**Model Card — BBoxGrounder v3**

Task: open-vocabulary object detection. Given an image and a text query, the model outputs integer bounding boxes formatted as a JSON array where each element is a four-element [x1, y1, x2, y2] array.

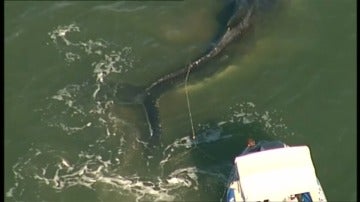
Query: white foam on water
[[7, 142, 228, 201], [48, 24, 136, 81], [49, 24, 80, 45], [65, 52, 80, 63], [163, 126, 230, 153], [93, 3, 147, 13], [92, 83, 101, 99], [220, 102, 292, 139], [42, 25, 137, 138], [160, 127, 232, 169], [5, 187, 15, 198], [7, 112, 233, 201]]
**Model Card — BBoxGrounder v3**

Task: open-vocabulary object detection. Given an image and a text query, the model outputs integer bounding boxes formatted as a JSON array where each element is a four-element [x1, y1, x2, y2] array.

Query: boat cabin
[[227, 146, 326, 202]]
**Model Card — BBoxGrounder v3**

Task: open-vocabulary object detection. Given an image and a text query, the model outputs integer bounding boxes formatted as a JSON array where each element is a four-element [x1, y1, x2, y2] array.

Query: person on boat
[[247, 138, 256, 147], [241, 138, 286, 155], [241, 138, 258, 155]]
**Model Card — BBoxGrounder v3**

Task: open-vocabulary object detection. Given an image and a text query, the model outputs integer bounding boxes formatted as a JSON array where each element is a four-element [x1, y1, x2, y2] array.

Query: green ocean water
[[5, 0, 356, 201]]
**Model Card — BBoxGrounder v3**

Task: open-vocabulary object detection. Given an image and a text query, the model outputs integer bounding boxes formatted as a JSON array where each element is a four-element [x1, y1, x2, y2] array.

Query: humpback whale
[[118, 0, 278, 141]]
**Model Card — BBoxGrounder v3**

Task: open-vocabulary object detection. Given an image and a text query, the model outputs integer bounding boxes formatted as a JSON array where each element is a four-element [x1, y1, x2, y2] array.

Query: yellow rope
[[185, 64, 196, 140]]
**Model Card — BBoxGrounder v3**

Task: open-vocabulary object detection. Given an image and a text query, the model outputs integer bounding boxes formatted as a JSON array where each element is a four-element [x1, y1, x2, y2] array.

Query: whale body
[[118, 0, 279, 140]]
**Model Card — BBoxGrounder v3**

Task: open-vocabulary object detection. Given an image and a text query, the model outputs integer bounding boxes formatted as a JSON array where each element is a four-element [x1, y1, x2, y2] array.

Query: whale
[[117, 0, 279, 141]]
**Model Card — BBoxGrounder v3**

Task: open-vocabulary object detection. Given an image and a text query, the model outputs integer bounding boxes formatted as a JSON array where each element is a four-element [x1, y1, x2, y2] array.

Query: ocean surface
[[5, 0, 356, 201]]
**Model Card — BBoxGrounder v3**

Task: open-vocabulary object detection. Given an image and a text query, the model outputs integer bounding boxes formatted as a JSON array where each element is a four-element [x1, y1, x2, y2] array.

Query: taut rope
[[184, 63, 196, 140]]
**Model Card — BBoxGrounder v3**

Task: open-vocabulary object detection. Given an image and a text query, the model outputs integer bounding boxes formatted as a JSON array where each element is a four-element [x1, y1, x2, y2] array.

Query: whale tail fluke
[[142, 92, 162, 143]]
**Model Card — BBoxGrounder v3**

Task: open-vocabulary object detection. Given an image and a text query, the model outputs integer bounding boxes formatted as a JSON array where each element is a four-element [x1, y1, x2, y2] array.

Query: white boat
[[224, 140, 327, 202]]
